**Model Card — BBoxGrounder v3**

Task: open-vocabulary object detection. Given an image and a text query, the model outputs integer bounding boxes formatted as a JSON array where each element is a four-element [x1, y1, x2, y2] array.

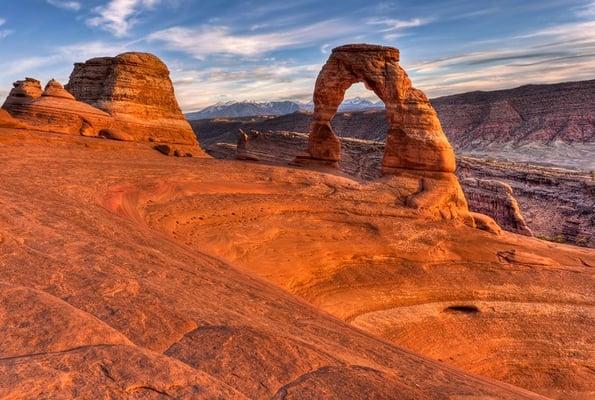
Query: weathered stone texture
[[307, 44, 455, 174], [66, 52, 200, 149]]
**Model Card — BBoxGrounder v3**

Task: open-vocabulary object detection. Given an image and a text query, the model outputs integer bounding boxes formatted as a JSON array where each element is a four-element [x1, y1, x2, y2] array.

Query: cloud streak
[[148, 19, 363, 59], [87, 0, 160, 37], [46, 0, 82, 11]]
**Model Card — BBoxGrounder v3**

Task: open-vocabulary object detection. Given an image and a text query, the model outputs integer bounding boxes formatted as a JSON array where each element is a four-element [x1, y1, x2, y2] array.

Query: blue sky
[[0, 0, 594, 111]]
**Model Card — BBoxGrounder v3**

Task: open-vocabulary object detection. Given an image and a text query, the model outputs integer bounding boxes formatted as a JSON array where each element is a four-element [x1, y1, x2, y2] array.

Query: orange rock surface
[[0, 45, 592, 400], [2, 79, 112, 136], [66, 52, 204, 156], [307, 44, 455, 175], [0, 128, 553, 399]]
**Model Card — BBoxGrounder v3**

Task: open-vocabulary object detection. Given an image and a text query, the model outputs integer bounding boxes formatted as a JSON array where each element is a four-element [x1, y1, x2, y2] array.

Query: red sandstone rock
[[2, 79, 112, 136], [66, 52, 204, 155], [0, 109, 25, 129], [462, 177, 532, 236], [306, 44, 455, 174], [1, 78, 42, 109]]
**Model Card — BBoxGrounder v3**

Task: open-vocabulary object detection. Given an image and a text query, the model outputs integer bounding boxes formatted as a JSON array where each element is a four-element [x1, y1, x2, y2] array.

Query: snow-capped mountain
[[185, 97, 383, 120], [337, 97, 384, 112], [185, 100, 302, 120]]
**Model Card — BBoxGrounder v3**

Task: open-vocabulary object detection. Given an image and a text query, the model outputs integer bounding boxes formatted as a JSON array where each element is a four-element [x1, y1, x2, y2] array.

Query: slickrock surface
[[0, 127, 552, 399], [193, 111, 594, 247], [66, 52, 204, 156], [1, 79, 113, 136], [73, 126, 594, 399]]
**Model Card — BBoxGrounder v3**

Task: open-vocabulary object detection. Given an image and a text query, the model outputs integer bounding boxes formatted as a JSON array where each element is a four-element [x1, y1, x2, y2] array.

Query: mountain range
[[185, 97, 383, 120]]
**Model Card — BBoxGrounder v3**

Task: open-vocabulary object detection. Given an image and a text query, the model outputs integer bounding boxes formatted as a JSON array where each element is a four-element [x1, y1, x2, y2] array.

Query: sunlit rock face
[[66, 52, 205, 155], [1, 79, 112, 136], [307, 44, 455, 174], [303, 44, 467, 220]]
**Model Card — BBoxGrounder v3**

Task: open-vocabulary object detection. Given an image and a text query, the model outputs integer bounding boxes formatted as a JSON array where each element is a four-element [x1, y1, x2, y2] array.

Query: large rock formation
[[2, 79, 112, 136], [300, 44, 465, 219], [305, 44, 455, 174], [66, 52, 204, 155], [461, 178, 532, 236]]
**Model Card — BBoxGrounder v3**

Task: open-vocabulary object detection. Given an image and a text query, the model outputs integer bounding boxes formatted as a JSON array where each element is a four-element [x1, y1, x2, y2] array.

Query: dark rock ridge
[[432, 79, 595, 147]]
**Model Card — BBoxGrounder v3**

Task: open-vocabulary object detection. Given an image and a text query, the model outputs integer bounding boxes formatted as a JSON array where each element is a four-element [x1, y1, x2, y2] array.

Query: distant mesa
[[1, 52, 205, 157]]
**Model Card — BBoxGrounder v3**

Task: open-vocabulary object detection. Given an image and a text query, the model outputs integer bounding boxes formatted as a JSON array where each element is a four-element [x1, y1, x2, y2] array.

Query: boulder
[[66, 52, 205, 155], [1, 79, 112, 136]]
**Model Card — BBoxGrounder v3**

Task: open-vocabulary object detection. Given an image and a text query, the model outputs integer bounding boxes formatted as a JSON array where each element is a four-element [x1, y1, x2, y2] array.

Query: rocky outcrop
[[2, 78, 43, 110], [303, 44, 455, 174], [0, 109, 25, 129], [461, 178, 532, 236], [458, 157, 594, 247], [2, 79, 112, 136], [66, 52, 204, 156], [299, 44, 465, 219], [235, 129, 259, 161]]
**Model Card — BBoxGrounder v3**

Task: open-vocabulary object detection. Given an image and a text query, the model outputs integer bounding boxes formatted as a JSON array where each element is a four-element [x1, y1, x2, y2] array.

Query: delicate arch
[[306, 44, 455, 174]]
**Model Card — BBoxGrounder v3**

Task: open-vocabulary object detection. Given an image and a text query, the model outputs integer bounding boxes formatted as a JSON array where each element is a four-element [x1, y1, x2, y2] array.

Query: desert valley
[[0, 1, 594, 399]]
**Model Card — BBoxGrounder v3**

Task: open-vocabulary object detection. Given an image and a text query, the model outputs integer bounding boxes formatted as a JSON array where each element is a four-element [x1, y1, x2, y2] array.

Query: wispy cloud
[[408, 19, 595, 97], [575, 1, 595, 16], [46, 0, 82, 11], [0, 17, 13, 39], [87, 0, 160, 37], [367, 17, 432, 32], [366, 17, 432, 40], [148, 19, 360, 59], [171, 62, 322, 111]]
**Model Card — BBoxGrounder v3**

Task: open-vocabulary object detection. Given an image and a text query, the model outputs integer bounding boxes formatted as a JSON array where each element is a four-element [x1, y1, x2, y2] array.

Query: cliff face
[[66, 52, 202, 151], [460, 178, 532, 236], [432, 79, 595, 147]]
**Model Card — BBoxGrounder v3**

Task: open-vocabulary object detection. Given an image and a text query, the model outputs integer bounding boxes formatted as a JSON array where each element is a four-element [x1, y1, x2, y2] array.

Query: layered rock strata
[[461, 178, 533, 236], [0, 109, 25, 129], [2, 79, 112, 136], [66, 52, 204, 156]]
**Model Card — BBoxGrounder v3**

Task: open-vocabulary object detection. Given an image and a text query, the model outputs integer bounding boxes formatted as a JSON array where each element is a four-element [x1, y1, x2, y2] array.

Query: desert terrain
[[0, 46, 593, 400]]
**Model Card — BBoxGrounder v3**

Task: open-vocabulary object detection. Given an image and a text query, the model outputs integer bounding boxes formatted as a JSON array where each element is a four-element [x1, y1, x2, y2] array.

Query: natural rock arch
[[306, 44, 456, 174]]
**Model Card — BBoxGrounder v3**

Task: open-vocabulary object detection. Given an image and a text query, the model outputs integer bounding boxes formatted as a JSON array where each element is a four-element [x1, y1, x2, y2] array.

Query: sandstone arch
[[307, 44, 456, 174]]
